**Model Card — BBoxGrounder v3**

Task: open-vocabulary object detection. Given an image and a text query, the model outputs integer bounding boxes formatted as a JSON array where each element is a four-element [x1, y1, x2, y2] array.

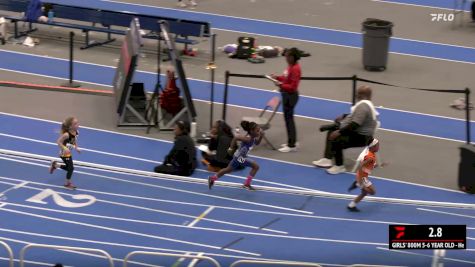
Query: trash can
[[362, 18, 393, 71]]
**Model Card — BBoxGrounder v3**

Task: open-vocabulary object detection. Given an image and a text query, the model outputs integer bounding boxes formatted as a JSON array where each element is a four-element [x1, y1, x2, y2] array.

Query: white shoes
[[177, 1, 197, 7], [312, 158, 332, 168], [278, 145, 297, 153], [280, 142, 300, 148], [326, 165, 346, 175], [313, 158, 346, 174]]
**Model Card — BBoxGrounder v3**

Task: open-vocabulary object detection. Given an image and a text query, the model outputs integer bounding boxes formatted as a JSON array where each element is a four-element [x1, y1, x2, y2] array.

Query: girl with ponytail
[[49, 117, 81, 189], [208, 120, 264, 191]]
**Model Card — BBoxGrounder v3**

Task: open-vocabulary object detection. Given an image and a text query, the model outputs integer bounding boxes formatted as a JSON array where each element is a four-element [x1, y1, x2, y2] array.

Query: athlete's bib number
[[237, 156, 245, 164], [26, 189, 96, 208]]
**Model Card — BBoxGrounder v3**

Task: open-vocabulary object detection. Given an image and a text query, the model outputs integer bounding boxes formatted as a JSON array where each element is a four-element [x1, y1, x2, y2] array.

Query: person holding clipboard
[[269, 47, 302, 153]]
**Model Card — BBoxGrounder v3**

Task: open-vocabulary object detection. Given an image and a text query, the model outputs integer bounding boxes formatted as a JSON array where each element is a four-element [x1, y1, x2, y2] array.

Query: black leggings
[[324, 132, 373, 166], [282, 92, 299, 147], [60, 156, 74, 180], [201, 152, 230, 169]]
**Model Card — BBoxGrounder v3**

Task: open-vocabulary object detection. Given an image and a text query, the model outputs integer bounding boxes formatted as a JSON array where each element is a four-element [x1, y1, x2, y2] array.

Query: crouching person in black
[[154, 121, 197, 176], [201, 120, 235, 171]]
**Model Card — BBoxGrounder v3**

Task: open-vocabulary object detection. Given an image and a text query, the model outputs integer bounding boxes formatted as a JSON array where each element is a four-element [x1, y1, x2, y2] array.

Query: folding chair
[[242, 96, 281, 150]]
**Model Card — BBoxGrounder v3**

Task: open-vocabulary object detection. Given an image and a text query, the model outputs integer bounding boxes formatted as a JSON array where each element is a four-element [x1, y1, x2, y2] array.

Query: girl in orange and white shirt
[[347, 138, 379, 211]]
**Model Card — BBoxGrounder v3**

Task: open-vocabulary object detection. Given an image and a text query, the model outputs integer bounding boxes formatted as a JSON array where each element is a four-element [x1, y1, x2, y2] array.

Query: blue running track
[[0, 113, 474, 266]]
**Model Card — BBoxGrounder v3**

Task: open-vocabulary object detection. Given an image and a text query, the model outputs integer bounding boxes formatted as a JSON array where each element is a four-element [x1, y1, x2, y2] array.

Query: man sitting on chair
[[313, 85, 379, 175]]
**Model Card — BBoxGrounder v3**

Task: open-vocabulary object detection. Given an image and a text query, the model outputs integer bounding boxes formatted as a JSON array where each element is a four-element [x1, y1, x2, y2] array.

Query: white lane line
[[0, 132, 322, 193], [0, 176, 441, 229], [1, 111, 474, 192], [2, 158, 469, 226], [4, 137, 475, 214], [1, 200, 291, 237], [57, 168, 475, 210], [187, 252, 204, 267], [0, 185, 17, 197], [0, 204, 388, 247], [3, 151, 475, 214], [174, 252, 207, 267], [376, 247, 475, 264], [418, 207, 475, 219], [0, 175, 288, 235], [2, 154, 474, 212], [188, 206, 215, 228], [0, 207, 261, 256], [173, 252, 193, 266], [0, 155, 314, 216], [0, 181, 28, 196], [13, 181, 28, 189], [0, 171, 300, 223], [0, 231, 247, 260], [0, 133, 159, 163]]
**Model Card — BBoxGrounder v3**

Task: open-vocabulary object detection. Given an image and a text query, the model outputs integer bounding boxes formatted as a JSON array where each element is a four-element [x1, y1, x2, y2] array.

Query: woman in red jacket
[[271, 48, 302, 153]]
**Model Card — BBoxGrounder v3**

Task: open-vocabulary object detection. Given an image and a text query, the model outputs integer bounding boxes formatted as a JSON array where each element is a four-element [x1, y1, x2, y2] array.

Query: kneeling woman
[[208, 120, 263, 190], [154, 121, 197, 176], [201, 120, 235, 171]]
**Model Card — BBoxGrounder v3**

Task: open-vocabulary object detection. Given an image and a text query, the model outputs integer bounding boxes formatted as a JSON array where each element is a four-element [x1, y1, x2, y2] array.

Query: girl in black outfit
[[154, 121, 197, 176], [49, 117, 81, 189], [201, 120, 235, 170]]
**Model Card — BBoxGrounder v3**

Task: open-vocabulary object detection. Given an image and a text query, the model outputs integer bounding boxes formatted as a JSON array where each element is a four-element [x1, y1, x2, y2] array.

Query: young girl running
[[347, 138, 379, 211], [208, 120, 264, 191], [49, 117, 81, 189]]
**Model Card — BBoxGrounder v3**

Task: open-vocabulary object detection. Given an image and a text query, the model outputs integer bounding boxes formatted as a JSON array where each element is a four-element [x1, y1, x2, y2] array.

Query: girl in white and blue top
[[208, 120, 263, 191]]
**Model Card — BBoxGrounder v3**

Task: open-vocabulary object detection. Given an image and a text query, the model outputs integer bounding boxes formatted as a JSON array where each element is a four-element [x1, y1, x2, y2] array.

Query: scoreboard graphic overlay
[[389, 225, 466, 249]]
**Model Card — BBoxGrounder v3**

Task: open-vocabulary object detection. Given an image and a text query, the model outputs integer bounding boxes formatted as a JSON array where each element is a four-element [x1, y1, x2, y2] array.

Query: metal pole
[[69, 31, 73, 83], [61, 31, 80, 88], [146, 25, 162, 134], [466, 87, 471, 144], [209, 33, 216, 128], [157, 30, 161, 88], [223, 71, 230, 121], [0, 241, 13, 267], [352, 75, 357, 105]]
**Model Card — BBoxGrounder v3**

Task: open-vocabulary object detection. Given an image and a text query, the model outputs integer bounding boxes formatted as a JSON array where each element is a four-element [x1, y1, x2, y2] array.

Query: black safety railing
[[222, 71, 471, 144]]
